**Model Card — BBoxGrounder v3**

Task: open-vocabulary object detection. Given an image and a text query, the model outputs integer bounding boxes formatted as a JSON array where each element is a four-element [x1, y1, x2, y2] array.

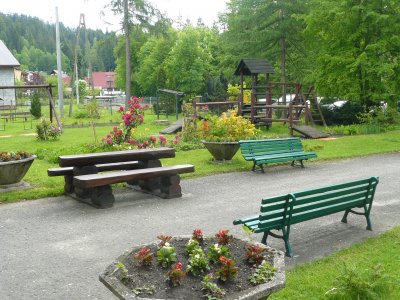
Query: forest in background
[[0, 12, 117, 75], [1, 0, 400, 107]]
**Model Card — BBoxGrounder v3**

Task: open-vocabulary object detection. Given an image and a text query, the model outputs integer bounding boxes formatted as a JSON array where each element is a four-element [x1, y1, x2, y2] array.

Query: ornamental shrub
[[200, 110, 258, 142], [36, 118, 61, 141], [30, 91, 42, 118]]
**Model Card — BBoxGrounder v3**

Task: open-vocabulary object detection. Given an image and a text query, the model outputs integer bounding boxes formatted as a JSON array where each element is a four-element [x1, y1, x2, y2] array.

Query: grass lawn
[[270, 226, 400, 299], [1, 117, 400, 202]]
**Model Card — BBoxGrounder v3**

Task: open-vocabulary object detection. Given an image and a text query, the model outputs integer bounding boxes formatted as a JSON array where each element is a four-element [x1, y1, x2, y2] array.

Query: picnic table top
[[58, 147, 175, 167]]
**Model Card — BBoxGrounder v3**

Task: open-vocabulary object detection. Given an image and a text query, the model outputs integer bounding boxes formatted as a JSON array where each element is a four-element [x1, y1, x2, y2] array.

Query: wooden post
[[289, 102, 293, 137]]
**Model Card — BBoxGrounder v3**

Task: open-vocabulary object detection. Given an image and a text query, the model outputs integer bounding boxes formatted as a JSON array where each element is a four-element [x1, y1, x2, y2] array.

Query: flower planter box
[[99, 236, 285, 300], [0, 155, 36, 186], [202, 141, 240, 161]]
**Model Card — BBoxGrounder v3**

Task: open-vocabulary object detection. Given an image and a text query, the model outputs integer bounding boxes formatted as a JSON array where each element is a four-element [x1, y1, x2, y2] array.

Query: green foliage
[[245, 244, 266, 265], [133, 246, 154, 266], [186, 248, 210, 276], [325, 264, 396, 300], [185, 239, 201, 256], [35, 118, 61, 141], [30, 92, 42, 119], [166, 262, 186, 287], [207, 244, 231, 263], [321, 102, 364, 126], [304, 0, 400, 105], [200, 110, 258, 142], [201, 274, 226, 300], [116, 262, 130, 283], [216, 256, 238, 282], [156, 244, 178, 268], [248, 260, 277, 285]]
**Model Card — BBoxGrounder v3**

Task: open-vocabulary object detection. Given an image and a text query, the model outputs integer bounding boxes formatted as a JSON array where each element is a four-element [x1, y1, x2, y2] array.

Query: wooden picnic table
[[48, 147, 194, 208]]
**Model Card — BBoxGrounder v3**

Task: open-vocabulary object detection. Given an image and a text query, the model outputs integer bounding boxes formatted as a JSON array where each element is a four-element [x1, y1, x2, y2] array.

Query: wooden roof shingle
[[234, 59, 274, 76]]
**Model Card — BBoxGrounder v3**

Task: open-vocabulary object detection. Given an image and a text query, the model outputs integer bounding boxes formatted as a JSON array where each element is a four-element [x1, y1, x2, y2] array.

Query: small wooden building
[[0, 40, 20, 107]]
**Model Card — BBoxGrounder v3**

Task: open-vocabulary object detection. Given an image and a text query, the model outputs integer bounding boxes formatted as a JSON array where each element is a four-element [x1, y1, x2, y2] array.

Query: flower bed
[[100, 230, 285, 300]]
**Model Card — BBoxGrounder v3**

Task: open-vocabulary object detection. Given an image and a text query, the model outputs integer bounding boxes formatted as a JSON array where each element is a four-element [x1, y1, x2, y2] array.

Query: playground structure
[[189, 59, 327, 138], [0, 84, 61, 131]]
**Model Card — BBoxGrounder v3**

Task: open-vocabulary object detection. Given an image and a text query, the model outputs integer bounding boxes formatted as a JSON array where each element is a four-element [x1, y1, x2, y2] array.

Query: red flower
[[119, 106, 124, 111]]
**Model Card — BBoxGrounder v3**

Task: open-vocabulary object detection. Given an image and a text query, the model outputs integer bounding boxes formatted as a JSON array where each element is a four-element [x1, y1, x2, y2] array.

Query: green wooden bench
[[239, 138, 317, 172], [233, 177, 379, 257]]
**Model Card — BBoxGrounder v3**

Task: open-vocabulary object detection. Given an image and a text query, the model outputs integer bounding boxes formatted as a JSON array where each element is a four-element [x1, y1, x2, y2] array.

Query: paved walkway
[[1, 153, 400, 299]]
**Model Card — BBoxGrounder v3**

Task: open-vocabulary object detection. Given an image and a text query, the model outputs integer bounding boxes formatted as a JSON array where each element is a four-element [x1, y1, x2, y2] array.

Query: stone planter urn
[[202, 141, 240, 161], [100, 236, 285, 300], [0, 155, 36, 187]]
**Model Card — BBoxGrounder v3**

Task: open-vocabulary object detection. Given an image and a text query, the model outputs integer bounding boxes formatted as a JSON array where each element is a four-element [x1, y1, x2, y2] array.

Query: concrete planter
[[100, 236, 285, 300], [0, 155, 36, 186], [202, 141, 240, 161]]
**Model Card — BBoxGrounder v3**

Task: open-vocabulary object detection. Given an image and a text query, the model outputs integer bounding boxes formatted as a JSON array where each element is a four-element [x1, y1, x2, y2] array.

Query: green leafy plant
[[132, 284, 156, 296], [248, 260, 277, 285], [156, 244, 177, 268], [36, 117, 61, 141], [185, 238, 201, 256], [200, 110, 258, 142], [116, 262, 130, 283], [186, 248, 210, 276], [207, 243, 231, 263], [201, 274, 226, 300], [324, 263, 396, 299], [133, 246, 154, 266], [245, 244, 266, 265], [215, 229, 232, 245], [30, 91, 42, 118], [166, 262, 186, 286], [216, 256, 238, 282]]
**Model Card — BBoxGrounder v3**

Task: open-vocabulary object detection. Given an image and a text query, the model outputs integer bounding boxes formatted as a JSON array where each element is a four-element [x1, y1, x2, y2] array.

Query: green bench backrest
[[256, 177, 379, 233], [239, 138, 304, 159]]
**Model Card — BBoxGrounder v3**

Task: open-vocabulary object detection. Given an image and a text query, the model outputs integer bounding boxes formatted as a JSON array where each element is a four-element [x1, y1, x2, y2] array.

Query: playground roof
[[234, 59, 274, 76]]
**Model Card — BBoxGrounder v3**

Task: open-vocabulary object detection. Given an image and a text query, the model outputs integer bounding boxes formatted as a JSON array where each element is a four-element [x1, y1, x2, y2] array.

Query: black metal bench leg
[[291, 160, 295, 166], [261, 231, 269, 244], [252, 161, 256, 172], [341, 209, 350, 223], [300, 160, 304, 168], [364, 205, 373, 231]]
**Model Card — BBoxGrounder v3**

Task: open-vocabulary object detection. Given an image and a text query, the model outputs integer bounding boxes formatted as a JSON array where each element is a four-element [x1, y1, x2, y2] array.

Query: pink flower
[[175, 262, 183, 270], [119, 106, 124, 111], [161, 140, 166, 145]]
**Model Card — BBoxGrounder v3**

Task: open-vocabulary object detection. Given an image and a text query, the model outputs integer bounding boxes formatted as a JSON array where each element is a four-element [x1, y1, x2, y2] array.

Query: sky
[[1, 0, 228, 32]]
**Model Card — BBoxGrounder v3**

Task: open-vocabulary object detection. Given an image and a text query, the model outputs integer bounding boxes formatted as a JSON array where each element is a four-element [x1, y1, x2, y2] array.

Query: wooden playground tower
[[234, 59, 326, 136]]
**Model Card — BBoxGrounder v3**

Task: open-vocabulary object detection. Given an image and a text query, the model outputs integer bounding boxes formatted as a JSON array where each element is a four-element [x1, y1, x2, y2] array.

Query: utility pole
[[124, 0, 131, 106], [55, 7, 64, 117]]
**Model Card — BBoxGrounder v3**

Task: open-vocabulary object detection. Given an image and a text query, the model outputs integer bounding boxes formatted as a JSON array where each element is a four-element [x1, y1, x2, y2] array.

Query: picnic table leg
[[160, 175, 182, 198], [73, 165, 98, 199], [91, 185, 115, 208], [137, 159, 162, 191], [64, 175, 74, 194]]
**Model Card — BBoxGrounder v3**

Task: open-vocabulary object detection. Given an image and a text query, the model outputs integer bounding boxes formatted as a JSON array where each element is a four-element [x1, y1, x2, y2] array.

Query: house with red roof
[[85, 72, 115, 90]]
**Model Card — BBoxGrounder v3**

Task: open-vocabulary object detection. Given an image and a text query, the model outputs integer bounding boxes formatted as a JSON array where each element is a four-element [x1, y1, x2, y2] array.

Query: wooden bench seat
[[233, 177, 379, 256], [239, 138, 317, 172], [47, 161, 143, 176], [72, 164, 195, 208]]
